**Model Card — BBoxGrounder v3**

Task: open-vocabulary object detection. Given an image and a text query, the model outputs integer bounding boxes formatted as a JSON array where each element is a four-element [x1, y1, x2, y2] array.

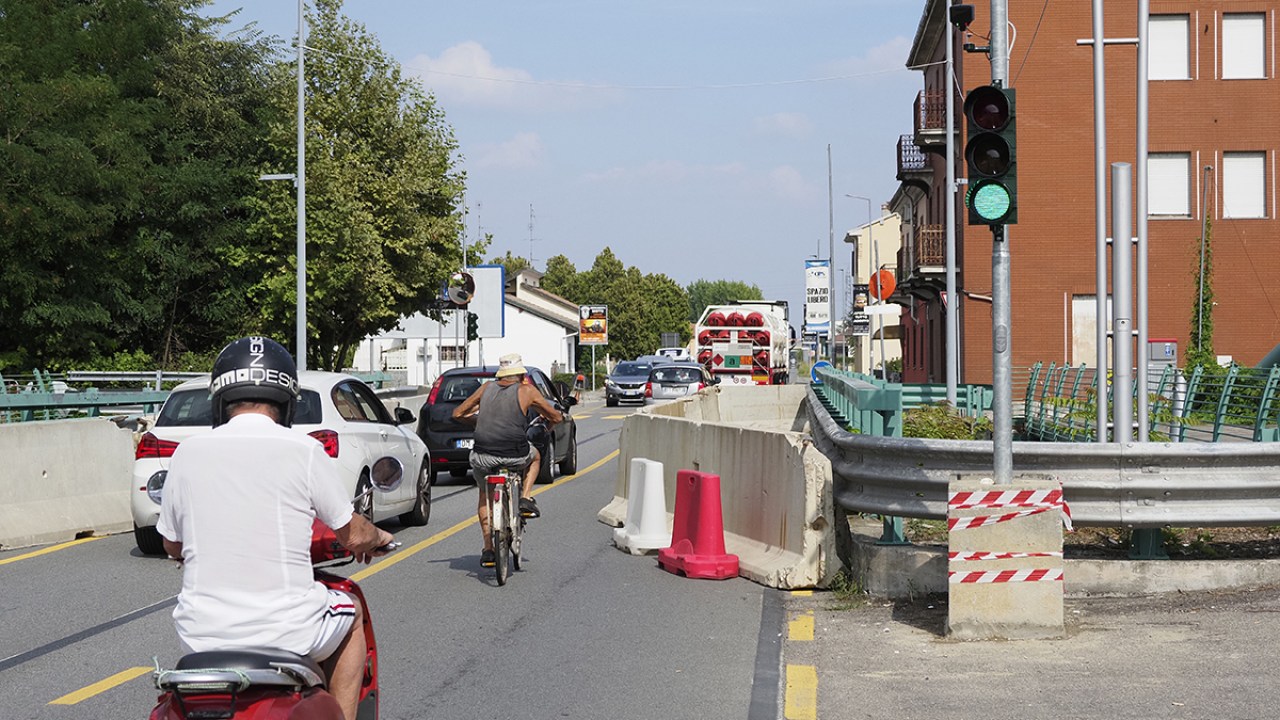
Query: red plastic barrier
[[657, 470, 739, 580]]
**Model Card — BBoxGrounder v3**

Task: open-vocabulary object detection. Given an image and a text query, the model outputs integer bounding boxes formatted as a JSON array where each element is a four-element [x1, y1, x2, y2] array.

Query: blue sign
[[810, 360, 832, 385]]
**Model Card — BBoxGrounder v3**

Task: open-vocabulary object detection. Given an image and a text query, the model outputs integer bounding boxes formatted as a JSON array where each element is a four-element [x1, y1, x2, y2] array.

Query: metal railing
[[810, 366, 992, 437], [1021, 362, 1280, 443]]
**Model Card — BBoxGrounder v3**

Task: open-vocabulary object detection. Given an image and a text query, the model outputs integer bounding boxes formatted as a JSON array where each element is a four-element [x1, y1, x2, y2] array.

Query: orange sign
[[870, 269, 896, 301]]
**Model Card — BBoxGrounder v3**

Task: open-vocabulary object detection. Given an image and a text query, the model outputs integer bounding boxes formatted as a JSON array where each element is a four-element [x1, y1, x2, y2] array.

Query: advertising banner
[[804, 259, 830, 334], [579, 305, 608, 345]]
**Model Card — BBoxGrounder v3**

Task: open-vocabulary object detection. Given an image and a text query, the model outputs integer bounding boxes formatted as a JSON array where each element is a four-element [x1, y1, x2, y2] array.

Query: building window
[[1223, 14, 1266, 79], [439, 345, 466, 362], [1223, 152, 1266, 218], [1148, 153, 1191, 217], [1149, 15, 1190, 80]]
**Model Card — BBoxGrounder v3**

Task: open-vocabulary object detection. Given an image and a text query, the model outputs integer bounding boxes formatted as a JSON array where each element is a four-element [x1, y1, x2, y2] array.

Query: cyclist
[[452, 353, 563, 567], [157, 337, 393, 720]]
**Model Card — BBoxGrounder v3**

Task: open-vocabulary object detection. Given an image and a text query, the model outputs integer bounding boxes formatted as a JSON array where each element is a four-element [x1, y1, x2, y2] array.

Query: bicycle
[[484, 465, 526, 585]]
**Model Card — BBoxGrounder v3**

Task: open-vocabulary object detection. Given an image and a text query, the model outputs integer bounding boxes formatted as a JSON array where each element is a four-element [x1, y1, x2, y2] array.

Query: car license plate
[[455, 438, 474, 449]]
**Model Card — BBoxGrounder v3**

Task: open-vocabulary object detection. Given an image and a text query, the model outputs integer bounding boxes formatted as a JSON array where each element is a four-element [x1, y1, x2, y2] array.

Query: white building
[[351, 269, 580, 387]]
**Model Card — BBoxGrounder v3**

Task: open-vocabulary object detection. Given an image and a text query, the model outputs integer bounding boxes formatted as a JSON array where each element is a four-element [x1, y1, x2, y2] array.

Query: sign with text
[[804, 259, 831, 334], [579, 305, 608, 345]]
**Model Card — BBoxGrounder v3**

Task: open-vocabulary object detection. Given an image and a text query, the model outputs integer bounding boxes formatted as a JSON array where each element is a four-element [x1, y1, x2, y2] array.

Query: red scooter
[[149, 458, 402, 720]]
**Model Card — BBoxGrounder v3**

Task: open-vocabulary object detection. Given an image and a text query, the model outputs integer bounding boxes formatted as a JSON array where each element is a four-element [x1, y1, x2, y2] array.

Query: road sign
[[870, 269, 896, 301]]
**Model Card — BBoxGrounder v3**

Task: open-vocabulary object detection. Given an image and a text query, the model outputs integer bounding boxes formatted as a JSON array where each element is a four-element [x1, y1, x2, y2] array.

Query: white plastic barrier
[[612, 458, 671, 555], [598, 385, 837, 589], [0, 419, 135, 549]]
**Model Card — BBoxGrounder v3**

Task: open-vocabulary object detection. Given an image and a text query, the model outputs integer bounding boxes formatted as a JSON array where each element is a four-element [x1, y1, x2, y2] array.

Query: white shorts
[[308, 589, 357, 662]]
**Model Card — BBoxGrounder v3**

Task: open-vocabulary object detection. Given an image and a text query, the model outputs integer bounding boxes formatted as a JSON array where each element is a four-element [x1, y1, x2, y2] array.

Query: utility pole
[[989, 0, 1012, 484]]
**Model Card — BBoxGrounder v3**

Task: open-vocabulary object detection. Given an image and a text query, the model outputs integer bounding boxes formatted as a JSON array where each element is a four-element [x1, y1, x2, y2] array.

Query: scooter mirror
[[370, 456, 404, 493]]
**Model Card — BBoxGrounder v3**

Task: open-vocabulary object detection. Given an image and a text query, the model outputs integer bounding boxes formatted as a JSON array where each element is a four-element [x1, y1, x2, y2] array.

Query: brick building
[[892, 0, 1280, 385]]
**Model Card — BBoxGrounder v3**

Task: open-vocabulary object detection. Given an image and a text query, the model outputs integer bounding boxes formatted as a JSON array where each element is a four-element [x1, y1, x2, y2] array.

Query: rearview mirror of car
[[394, 407, 416, 425]]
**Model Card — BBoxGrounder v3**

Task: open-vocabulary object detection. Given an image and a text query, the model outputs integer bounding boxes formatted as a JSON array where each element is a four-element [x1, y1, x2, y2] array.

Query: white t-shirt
[[157, 412, 354, 655]]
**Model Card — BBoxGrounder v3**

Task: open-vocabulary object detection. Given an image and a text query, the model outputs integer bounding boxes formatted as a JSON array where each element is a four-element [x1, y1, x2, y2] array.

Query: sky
[[202, 0, 926, 327]]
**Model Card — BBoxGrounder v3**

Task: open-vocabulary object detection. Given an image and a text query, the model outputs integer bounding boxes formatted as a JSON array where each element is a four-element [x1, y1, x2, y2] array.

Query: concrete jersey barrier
[[0, 419, 136, 549], [598, 385, 838, 589]]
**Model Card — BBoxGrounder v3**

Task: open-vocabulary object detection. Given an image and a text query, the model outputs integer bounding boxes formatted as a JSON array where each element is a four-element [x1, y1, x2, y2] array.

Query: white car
[[131, 371, 432, 555]]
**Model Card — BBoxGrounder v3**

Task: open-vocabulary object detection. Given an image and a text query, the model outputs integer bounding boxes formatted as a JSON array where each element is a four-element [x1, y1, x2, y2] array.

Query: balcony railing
[[916, 224, 945, 267], [896, 135, 928, 179], [914, 90, 949, 133]]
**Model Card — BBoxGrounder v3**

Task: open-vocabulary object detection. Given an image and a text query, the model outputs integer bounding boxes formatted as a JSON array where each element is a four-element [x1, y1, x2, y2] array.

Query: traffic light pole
[[989, 0, 1012, 485]]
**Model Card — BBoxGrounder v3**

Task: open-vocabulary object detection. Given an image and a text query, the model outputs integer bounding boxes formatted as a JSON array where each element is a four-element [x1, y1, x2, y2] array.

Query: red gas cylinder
[[745, 312, 764, 327], [753, 349, 770, 367], [697, 349, 712, 365], [706, 311, 725, 327], [726, 312, 744, 327], [697, 330, 713, 346]]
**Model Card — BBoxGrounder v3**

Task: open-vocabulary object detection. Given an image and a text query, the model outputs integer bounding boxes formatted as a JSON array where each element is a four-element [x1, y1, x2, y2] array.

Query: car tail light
[[697, 382, 706, 390], [135, 432, 179, 460], [308, 429, 340, 458], [645, 382, 652, 398], [426, 375, 445, 405]]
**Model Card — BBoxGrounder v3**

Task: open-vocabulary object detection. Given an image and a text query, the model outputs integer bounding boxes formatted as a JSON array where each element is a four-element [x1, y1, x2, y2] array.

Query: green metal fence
[[1020, 362, 1280, 443]]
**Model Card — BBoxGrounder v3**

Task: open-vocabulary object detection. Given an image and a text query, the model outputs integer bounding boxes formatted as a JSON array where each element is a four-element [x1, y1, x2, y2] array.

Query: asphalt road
[[0, 397, 776, 720]]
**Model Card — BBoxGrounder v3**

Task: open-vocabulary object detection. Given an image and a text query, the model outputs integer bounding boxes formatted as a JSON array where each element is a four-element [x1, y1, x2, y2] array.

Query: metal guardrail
[[807, 384, 1280, 529], [811, 367, 992, 436]]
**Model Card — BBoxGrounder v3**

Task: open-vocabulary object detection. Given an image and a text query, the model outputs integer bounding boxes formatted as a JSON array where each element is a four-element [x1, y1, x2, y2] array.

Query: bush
[[903, 402, 992, 440]]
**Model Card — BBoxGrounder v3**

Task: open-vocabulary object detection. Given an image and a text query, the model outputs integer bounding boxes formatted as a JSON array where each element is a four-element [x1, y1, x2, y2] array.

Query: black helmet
[[210, 336, 301, 427]]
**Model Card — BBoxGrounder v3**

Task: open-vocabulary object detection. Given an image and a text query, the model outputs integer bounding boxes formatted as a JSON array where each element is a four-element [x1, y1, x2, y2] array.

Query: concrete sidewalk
[[781, 584, 1280, 719]]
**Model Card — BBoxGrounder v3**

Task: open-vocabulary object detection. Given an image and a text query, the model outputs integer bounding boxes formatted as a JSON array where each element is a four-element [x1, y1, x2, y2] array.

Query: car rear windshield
[[437, 374, 492, 403], [157, 388, 323, 426], [652, 367, 701, 383], [612, 362, 650, 377]]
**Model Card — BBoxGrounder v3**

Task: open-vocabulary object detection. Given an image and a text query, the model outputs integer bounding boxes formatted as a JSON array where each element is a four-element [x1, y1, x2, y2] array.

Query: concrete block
[[0, 419, 134, 549], [946, 477, 1065, 640]]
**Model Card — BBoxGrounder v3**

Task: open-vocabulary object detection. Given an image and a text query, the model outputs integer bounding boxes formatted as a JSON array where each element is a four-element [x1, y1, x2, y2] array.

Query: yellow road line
[[789, 611, 814, 642], [791, 589, 814, 597], [351, 449, 619, 582], [0, 536, 104, 567], [602, 414, 628, 420], [784, 664, 818, 720], [49, 666, 152, 705]]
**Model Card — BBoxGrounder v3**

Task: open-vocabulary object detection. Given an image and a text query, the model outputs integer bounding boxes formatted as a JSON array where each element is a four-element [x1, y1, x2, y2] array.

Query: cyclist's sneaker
[[519, 497, 541, 518], [480, 549, 495, 567]]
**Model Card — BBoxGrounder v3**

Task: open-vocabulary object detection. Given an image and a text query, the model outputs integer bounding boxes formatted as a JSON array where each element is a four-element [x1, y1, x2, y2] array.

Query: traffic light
[[466, 311, 478, 342], [963, 85, 1017, 225]]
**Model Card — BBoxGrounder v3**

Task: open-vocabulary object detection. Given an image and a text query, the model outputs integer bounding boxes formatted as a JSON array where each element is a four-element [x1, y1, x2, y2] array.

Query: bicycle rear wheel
[[510, 480, 523, 572], [493, 526, 509, 585]]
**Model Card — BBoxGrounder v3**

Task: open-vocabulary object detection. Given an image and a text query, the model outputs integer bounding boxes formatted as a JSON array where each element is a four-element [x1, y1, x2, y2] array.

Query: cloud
[[472, 132, 545, 170], [763, 165, 813, 204], [752, 112, 813, 139], [823, 36, 915, 78], [405, 41, 619, 111]]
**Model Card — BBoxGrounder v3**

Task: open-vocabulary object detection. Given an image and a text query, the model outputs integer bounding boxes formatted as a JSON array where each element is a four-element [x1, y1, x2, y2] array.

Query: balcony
[[913, 90, 958, 154], [914, 224, 946, 272], [896, 135, 931, 193]]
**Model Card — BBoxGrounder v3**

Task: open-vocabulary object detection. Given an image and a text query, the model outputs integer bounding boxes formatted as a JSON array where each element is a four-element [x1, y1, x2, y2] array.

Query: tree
[[488, 250, 531, 279], [686, 278, 763, 323], [243, 0, 466, 370], [541, 248, 690, 364], [0, 1, 279, 372]]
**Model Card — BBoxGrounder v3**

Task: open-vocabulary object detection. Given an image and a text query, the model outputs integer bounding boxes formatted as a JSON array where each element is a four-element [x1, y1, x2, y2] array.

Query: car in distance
[[604, 360, 653, 407], [647, 362, 717, 401], [131, 371, 432, 555], [415, 365, 578, 484]]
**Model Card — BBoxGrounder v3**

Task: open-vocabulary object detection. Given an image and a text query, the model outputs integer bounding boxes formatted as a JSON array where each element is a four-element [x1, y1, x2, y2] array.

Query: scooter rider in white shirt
[[157, 336, 393, 720]]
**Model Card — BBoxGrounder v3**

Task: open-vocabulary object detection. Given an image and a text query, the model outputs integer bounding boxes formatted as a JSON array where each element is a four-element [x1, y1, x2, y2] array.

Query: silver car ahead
[[647, 363, 716, 401]]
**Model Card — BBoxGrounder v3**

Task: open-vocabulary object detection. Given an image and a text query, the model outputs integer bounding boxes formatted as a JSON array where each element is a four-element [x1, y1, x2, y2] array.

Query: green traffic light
[[970, 181, 1012, 223]]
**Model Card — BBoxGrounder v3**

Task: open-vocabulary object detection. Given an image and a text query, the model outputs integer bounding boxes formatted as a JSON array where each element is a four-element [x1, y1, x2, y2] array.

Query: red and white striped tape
[[949, 489, 1062, 509], [949, 551, 1063, 562], [947, 488, 1073, 532], [948, 568, 1064, 584]]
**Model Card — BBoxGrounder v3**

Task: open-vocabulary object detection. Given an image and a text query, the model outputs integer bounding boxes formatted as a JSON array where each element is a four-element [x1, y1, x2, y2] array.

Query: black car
[[605, 360, 653, 407], [416, 365, 578, 484]]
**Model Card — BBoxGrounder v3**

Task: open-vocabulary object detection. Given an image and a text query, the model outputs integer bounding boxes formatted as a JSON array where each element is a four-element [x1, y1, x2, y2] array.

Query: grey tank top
[[473, 381, 530, 457]]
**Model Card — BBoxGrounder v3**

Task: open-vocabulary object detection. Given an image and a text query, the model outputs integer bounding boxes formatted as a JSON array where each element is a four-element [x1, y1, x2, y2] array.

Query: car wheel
[[398, 460, 432, 526], [606, 396, 617, 407], [134, 523, 165, 555], [536, 437, 556, 484], [354, 474, 374, 522], [558, 428, 578, 475]]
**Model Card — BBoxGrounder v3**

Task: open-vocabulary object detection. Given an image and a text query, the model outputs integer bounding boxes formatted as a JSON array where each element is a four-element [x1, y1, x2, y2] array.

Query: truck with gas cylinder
[[693, 301, 791, 385]]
